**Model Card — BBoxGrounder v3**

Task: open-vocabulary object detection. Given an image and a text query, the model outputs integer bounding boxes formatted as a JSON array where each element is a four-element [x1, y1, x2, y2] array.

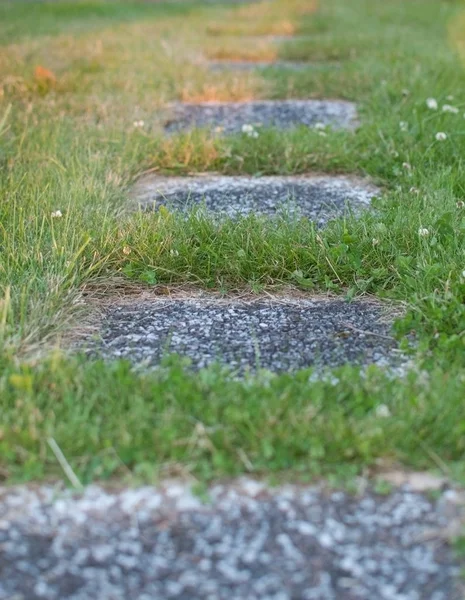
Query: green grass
[[2, 0, 465, 485]]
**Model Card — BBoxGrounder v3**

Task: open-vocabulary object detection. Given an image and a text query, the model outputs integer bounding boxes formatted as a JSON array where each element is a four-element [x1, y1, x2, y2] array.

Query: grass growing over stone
[[2, 0, 465, 484]]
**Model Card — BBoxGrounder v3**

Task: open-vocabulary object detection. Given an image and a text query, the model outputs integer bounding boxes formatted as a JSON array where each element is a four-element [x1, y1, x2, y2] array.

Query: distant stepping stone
[[89, 297, 401, 373], [164, 100, 358, 133], [132, 174, 377, 225], [208, 60, 318, 71]]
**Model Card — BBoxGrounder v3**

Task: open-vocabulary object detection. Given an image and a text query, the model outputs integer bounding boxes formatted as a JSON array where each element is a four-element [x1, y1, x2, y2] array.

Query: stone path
[[9, 7, 465, 600], [88, 296, 402, 374], [164, 100, 358, 133], [132, 174, 377, 223], [1, 478, 463, 600], [208, 60, 325, 72]]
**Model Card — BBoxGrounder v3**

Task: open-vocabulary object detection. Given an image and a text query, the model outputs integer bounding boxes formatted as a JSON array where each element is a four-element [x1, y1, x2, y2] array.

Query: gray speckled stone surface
[[164, 100, 358, 133], [0, 479, 463, 600], [208, 60, 323, 71], [87, 296, 400, 373], [131, 174, 377, 223]]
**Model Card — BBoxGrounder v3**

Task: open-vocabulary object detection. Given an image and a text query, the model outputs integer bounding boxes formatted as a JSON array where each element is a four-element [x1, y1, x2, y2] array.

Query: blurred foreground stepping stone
[[132, 174, 378, 225], [164, 99, 357, 133], [2, 478, 463, 600], [86, 296, 403, 374]]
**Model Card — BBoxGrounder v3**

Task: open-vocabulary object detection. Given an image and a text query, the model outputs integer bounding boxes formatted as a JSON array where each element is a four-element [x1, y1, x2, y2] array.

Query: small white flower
[[372, 238, 380, 247], [249, 130, 259, 139], [426, 98, 438, 110], [133, 120, 145, 128], [456, 200, 465, 209], [418, 227, 430, 237], [402, 162, 412, 171], [399, 121, 408, 131], [241, 124, 254, 133], [51, 210, 63, 218], [462, 269, 465, 279], [314, 122, 326, 130], [435, 132, 447, 141], [318, 131, 327, 137], [409, 187, 419, 194], [442, 104, 459, 114], [446, 95, 454, 101], [374, 404, 391, 418]]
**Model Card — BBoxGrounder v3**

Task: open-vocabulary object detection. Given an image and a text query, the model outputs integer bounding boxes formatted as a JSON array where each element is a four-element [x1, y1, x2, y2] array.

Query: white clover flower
[[457, 200, 465, 209], [426, 98, 438, 110], [418, 227, 430, 237], [409, 187, 419, 194], [435, 132, 447, 141], [241, 124, 254, 133], [314, 122, 326, 130], [402, 162, 412, 171], [249, 130, 259, 139], [51, 210, 63, 218], [133, 120, 145, 128], [318, 131, 327, 137], [399, 121, 408, 131], [442, 104, 459, 114], [446, 95, 454, 101], [372, 238, 380, 247], [122, 246, 131, 255], [374, 404, 391, 418], [462, 269, 465, 279]]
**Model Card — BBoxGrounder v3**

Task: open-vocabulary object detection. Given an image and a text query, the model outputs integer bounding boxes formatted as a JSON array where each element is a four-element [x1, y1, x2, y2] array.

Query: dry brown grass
[[205, 0, 318, 37], [180, 77, 262, 102]]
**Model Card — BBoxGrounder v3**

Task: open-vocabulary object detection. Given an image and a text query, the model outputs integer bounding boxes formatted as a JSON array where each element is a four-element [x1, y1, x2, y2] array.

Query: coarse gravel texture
[[86, 296, 401, 373], [0, 477, 463, 600], [131, 174, 378, 223], [163, 100, 358, 133]]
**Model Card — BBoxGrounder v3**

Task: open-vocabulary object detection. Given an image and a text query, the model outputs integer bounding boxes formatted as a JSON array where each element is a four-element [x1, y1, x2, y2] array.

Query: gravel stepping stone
[[132, 174, 377, 223], [87, 296, 401, 373], [1, 478, 463, 600], [208, 60, 323, 71], [164, 100, 358, 133]]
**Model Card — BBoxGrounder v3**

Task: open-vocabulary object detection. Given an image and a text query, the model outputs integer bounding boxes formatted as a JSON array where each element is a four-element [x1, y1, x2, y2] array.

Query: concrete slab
[[164, 100, 358, 134], [208, 60, 322, 71], [1, 479, 463, 600], [131, 174, 377, 224], [86, 295, 401, 374]]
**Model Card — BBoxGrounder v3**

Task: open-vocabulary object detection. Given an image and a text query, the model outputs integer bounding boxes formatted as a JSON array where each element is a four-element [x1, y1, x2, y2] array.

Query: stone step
[[164, 100, 358, 134], [1, 477, 463, 600], [86, 295, 402, 374], [208, 60, 330, 71], [131, 174, 377, 224]]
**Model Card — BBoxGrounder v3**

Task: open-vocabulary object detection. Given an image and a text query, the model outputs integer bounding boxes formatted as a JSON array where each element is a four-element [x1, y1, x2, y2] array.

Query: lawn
[[1, 0, 465, 485]]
